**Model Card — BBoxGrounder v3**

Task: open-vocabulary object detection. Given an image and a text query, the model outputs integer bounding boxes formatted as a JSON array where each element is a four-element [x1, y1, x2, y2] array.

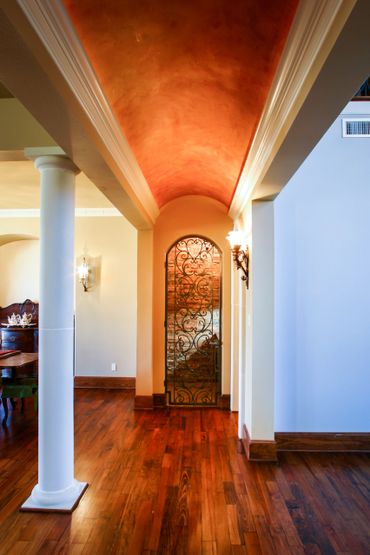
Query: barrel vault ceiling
[[62, 0, 298, 209], [2, 1, 366, 227]]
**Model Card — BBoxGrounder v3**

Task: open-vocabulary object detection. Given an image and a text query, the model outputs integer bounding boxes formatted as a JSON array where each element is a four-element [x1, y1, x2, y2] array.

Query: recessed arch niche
[[0, 235, 39, 306]]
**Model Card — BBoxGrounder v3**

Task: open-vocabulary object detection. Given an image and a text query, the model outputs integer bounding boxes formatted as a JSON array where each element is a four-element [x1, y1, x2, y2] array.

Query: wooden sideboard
[[0, 299, 39, 353], [0, 327, 38, 353]]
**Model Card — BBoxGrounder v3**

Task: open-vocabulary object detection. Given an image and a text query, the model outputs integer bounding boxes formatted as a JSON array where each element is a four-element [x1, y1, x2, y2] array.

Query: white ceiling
[[0, 161, 113, 209]]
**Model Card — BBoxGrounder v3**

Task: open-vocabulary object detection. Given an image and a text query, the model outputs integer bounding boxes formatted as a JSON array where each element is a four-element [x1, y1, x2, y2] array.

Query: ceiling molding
[[0, 150, 26, 161], [0, 208, 121, 218], [229, 0, 356, 220], [75, 208, 121, 217], [0, 208, 40, 218], [17, 0, 159, 223]]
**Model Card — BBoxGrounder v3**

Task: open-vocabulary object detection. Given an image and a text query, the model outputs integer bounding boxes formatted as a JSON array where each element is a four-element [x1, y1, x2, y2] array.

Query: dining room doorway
[[165, 235, 222, 406]]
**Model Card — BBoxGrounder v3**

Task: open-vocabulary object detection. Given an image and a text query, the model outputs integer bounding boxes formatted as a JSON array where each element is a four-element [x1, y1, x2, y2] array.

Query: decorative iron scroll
[[166, 236, 221, 405]]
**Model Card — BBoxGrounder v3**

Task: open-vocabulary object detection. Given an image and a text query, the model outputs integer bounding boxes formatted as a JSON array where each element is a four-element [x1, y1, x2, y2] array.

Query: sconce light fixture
[[226, 229, 249, 288], [77, 257, 89, 292]]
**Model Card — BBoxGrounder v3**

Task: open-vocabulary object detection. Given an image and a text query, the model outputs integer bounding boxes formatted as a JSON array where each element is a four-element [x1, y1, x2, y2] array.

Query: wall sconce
[[77, 257, 89, 292], [226, 230, 249, 288]]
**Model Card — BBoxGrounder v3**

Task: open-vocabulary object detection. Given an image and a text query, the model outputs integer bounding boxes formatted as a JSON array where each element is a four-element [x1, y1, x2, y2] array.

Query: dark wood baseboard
[[74, 376, 136, 389], [242, 425, 277, 462], [135, 393, 167, 409], [275, 432, 370, 452], [134, 395, 153, 410], [153, 393, 167, 408], [218, 394, 231, 410]]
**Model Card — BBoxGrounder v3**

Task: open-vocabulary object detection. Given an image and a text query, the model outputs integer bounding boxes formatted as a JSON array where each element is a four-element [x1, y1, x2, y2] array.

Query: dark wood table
[[0, 353, 38, 379], [0, 353, 38, 424]]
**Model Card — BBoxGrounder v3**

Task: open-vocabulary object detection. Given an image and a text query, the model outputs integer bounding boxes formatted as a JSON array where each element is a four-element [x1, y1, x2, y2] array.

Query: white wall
[[275, 102, 370, 432], [0, 216, 137, 378]]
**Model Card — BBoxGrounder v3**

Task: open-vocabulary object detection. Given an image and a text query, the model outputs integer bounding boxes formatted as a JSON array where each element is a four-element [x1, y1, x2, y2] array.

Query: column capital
[[25, 147, 80, 174]]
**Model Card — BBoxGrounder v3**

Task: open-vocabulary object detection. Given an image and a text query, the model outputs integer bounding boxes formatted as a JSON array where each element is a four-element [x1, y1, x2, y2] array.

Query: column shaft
[[39, 159, 75, 492], [22, 152, 87, 511]]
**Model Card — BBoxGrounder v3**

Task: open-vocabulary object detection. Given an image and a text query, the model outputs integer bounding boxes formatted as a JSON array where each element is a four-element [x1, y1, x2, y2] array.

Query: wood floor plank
[[0, 390, 369, 554], [226, 505, 242, 545]]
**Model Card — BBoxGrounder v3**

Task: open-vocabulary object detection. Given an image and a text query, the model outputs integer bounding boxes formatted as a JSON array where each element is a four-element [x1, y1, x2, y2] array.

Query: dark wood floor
[[0, 390, 369, 554]]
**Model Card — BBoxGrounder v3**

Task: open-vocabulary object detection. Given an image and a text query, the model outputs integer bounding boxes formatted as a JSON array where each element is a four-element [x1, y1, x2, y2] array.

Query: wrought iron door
[[165, 236, 222, 405]]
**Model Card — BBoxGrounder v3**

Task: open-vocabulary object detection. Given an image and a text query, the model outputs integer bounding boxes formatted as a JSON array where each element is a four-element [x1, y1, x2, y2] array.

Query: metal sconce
[[226, 230, 249, 288], [77, 257, 89, 292]]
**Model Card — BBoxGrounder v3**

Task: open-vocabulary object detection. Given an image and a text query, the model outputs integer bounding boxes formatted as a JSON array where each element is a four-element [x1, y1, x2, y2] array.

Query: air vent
[[342, 118, 370, 137]]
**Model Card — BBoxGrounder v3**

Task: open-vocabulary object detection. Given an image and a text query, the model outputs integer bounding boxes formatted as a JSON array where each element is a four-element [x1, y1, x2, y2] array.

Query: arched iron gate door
[[165, 236, 222, 406]]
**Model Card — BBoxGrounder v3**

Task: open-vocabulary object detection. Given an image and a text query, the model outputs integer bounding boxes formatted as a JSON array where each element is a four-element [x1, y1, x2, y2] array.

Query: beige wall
[[136, 230, 154, 395], [74, 217, 137, 377], [0, 238, 39, 306], [153, 196, 233, 394], [0, 216, 137, 378]]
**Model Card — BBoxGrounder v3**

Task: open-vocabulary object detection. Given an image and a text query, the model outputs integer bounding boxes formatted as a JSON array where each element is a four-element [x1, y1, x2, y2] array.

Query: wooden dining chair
[[1, 378, 38, 425]]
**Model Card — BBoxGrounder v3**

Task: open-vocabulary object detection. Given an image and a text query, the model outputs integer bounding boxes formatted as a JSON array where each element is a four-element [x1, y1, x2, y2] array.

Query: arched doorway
[[165, 236, 222, 406]]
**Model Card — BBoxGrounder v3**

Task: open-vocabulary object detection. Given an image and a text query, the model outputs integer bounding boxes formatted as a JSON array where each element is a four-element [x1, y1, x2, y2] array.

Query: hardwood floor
[[0, 389, 369, 554]]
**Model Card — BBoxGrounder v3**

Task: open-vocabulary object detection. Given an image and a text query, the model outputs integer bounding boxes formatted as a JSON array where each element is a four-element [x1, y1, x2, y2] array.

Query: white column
[[22, 148, 87, 512]]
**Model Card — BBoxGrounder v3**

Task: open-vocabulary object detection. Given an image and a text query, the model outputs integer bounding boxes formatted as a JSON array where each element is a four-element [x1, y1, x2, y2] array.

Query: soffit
[[0, 83, 12, 99], [0, 161, 113, 209], [63, 0, 298, 208]]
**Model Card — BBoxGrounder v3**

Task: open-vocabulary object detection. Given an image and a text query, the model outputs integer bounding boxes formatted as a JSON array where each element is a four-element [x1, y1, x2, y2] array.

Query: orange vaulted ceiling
[[63, 0, 298, 209]]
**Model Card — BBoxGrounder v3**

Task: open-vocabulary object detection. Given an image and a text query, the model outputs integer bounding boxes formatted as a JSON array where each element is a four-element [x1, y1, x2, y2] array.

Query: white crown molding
[[0, 208, 121, 218], [16, 0, 159, 223], [229, 0, 356, 220], [75, 208, 121, 217], [0, 209, 40, 218]]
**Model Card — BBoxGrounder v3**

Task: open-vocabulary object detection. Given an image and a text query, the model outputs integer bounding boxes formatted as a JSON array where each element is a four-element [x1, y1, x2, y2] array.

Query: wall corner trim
[[242, 425, 278, 462]]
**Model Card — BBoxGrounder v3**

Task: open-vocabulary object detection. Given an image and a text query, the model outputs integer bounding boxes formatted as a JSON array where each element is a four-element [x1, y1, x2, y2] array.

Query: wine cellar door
[[165, 236, 222, 406]]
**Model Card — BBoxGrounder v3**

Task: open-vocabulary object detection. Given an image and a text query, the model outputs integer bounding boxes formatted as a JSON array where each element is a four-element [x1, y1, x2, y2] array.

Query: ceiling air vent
[[342, 118, 370, 137]]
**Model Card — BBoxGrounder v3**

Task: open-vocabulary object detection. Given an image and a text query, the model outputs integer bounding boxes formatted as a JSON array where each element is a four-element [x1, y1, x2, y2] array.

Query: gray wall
[[275, 102, 370, 432]]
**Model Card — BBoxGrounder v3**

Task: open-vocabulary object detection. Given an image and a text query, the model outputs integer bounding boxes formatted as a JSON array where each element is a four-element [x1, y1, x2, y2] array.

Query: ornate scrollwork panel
[[166, 236, 221, 406]]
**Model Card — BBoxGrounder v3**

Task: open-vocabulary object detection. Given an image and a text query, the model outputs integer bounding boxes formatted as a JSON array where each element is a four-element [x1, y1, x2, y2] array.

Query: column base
[[21, 480, 88, 513]]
